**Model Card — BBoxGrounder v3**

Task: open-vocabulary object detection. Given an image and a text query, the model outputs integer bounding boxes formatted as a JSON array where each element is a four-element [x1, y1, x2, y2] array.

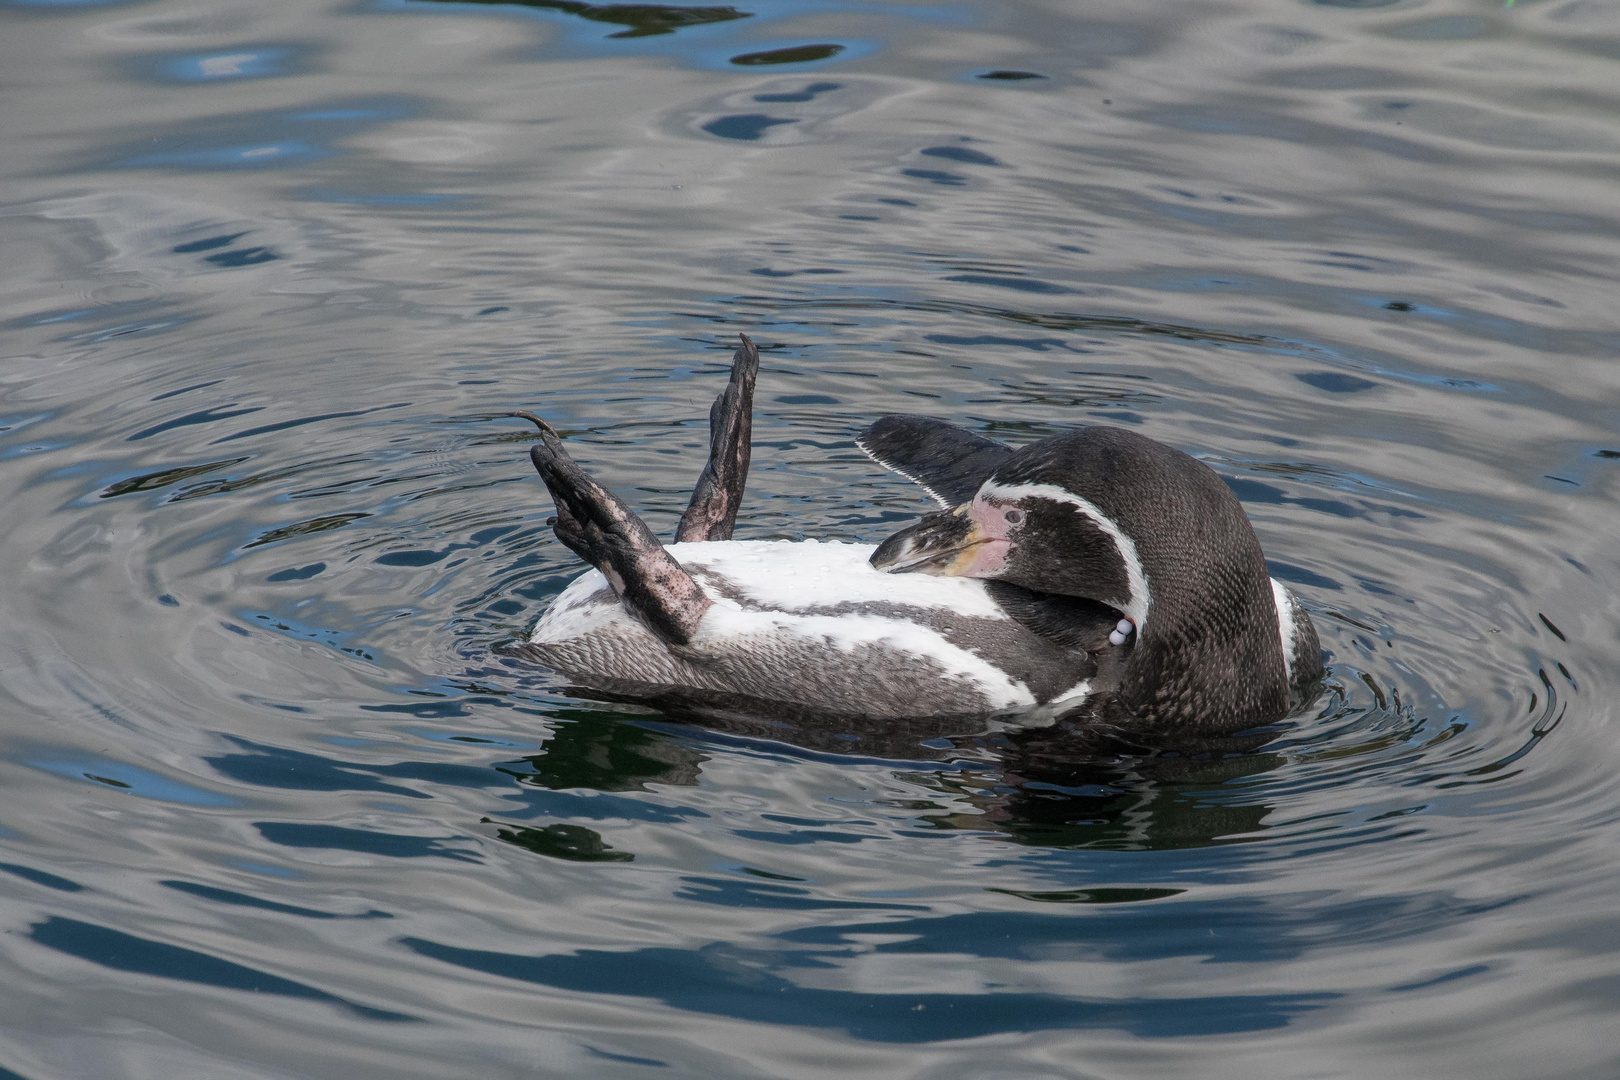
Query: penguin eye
[[1003, 508, 1024, 525]]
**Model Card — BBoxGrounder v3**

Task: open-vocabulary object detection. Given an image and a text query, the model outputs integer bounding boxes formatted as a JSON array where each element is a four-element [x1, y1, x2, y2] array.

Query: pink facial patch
[[949, 497, 1016, 577]]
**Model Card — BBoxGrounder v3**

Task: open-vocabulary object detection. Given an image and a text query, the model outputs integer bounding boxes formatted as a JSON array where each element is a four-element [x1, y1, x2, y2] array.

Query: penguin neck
[[1118, 577, 1290, 729]]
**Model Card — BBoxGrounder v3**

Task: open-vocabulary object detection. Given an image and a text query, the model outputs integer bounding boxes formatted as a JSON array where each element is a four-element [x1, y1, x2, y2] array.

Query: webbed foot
[[675, 334, 758, 543], [503, 412, 712, 646]]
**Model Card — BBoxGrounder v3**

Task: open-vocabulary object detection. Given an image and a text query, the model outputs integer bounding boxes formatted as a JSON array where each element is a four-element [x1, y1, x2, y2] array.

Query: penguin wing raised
[[855, 415, 1016, 507]]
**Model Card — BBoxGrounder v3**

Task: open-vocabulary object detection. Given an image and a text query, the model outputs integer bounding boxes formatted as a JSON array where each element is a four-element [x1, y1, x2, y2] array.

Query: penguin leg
[[505, 412, 712, 646], [674, 334, 758, 543]]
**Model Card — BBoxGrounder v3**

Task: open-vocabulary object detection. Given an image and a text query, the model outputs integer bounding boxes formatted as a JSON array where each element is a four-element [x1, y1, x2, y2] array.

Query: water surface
[[2, 0, 1618, 1076]]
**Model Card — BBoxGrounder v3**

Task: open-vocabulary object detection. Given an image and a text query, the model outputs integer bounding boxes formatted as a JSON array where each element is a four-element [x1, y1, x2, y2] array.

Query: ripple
[[30, 918, 415, 1022], [401, 933, 1335, 1039]]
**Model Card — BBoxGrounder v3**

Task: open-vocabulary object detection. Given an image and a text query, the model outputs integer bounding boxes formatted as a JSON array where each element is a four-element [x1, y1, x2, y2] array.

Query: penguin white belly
[[526, 540, 1077, 717]]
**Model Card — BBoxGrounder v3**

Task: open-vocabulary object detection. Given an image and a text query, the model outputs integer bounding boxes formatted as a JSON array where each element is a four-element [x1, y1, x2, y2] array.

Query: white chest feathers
[[527, 540, 1094, 717]]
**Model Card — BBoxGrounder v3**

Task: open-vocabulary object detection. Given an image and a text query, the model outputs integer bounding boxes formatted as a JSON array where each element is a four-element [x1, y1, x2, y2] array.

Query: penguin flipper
[[856, 415, 1015, 507]]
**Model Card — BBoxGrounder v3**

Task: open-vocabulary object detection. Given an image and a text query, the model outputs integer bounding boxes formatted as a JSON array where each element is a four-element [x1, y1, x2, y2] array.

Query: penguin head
[[872, 426, 1299, 726]]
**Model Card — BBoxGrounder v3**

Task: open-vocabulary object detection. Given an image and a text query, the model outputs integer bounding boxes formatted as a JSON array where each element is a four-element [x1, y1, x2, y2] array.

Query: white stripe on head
[[1271, 578, 1296, 682], [854, 433, 955, 508], [978, 480, 1152, 634]]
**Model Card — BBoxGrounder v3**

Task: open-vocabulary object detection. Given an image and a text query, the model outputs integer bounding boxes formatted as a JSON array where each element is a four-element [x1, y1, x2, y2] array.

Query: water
[[2, 0, 1617, 1075]]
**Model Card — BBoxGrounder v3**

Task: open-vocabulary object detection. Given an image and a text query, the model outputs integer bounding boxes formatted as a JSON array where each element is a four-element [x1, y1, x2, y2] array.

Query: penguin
[[504, 335, 1322, 730]]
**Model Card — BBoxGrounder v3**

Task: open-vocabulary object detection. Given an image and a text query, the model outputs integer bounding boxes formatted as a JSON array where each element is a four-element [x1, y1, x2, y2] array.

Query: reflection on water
[[730, 42, 844, 65], [1, 0, 1618, 1075], [418, 0, 754, 39]]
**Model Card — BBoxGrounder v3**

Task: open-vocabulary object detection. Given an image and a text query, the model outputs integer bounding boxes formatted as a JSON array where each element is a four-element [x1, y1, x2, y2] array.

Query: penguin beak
[[870, 505, 1009, 576]]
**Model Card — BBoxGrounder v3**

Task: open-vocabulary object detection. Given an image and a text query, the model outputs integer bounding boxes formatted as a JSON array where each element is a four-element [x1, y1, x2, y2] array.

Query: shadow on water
[[569, 692, 1298, 851], [456, 673, 1278, 851]]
